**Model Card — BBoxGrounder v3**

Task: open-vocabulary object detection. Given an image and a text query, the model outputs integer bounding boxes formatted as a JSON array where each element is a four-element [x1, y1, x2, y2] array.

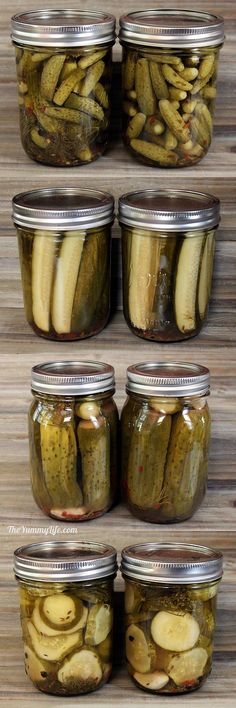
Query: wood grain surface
[[0, 1, 236, 706]]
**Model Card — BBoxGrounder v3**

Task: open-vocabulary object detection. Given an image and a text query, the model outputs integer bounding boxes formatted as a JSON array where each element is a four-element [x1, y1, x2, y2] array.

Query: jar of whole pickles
[[119, 189, 220, 341], [119, 9, 224, 167], [12, 188, 114, 340], [29, 361, 118, 521], [121, 542, 223, 694], [121, 362, 211, 523], [14, 540, 117, 695], [11, 9, 116, 166]]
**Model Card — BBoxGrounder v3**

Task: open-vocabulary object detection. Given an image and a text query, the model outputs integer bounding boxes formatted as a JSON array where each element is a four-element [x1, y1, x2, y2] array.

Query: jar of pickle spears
[[13, 188, 114, 340], [119, 189, 220, 342], [119, 9, 224, 167], [29, 361, 118, 521], [121, 542, 223, 694], [11, 9, 116, 166], [121, 362, 211, 523], [14, 541, 117, 696]]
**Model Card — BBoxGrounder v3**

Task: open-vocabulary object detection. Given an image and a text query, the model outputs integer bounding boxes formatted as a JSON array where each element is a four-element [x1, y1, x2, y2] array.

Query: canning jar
[[14, 541, 117, 695], [119, 9, 224, 167], [13, 188, 114, 340], [121, 362, 211, 523], [121, 542, 223, 694], [11, 9, 116, 166], [119, 189, 220, 342], [29, 361, 118, 521]]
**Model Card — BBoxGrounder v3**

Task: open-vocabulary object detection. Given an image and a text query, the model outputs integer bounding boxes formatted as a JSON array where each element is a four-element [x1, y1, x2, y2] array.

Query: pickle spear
[[32, 230, 56, 332], [71, 229, 109, 334], [128, 229, 161, 331], [174, 232, 205, 333], [198, 230, 215, 320], [52, 230, 85, 334]]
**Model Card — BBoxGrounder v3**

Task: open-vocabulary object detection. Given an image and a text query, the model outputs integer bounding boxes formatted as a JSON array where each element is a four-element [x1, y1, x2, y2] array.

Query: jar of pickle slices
[[14, 541, 117, 696], [119, 9, 224, 167], [121, 362, 211, 523], [13, 188, 114, 340], [29, 361, 118, 521], [11, 9, 116, 166], [121, 542, 223, 695], [119, 189, 220, 342]]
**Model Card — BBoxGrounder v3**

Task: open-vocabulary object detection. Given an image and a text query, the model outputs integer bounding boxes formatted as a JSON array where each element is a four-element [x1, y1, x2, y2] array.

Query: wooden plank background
[[0, 1, 236, 705]]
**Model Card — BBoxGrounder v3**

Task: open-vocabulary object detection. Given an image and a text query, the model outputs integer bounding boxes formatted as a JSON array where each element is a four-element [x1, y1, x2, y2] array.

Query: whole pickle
[[77, 417, 110, 513], [161, 406, 211, 520], [126, 408, 171, 509]]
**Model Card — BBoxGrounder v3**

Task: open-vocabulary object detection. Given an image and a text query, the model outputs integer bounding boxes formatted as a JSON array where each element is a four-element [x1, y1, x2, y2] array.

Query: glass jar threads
[[14, 541, 117, 695], [119, 9, 224, 167], [12, 188, 114, 340], [119, 189, 220, 342], [11, 9, 116, 166], [121, 542, 223, 695], [29, 361, 118, 521], [121, 362, 211, 523]]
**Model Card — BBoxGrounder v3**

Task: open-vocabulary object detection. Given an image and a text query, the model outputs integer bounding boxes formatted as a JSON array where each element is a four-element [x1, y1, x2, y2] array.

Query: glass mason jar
[[119, 190, 220, 342], [12, 188, 114, 340], [29, 361, 118, 521], [11, 9, 116, 166], [14, 541, 117, 696], [119, 9, 224, 167], [121, 362, 211, 523], [121, 543, 223, 695]]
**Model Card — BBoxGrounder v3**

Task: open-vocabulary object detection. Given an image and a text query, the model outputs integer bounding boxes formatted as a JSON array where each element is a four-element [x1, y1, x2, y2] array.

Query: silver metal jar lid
[[31, 361, 115, 396], [119, 9, 224, 48], [14, 541, 117, 582], [126, 362, 210, 398], [11, 9, 116, 47], [121, 543, 223, 584], [119, 190, 220, 232], [12, 188, 114, 231]]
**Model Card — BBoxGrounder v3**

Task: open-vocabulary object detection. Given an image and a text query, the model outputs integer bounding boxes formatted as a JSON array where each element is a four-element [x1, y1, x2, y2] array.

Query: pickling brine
[[119, 10, 224, 167], [29, 362, 118, 521], [14, 541, 117, 696], [121, 543, 223, 695], [12, 10, 115, 166]]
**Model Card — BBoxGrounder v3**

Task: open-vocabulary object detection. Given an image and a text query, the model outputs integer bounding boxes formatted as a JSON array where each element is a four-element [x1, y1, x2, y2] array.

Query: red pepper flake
[[138, 465, 144, 473], [149, 116, 156, 125], [153, 503, 161, 509], [182, 679, 197, 687]]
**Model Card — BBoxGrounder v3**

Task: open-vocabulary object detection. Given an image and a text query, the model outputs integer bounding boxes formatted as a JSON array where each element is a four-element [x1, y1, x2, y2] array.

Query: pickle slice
[[24, 645, 49, 683], [167, 647, 208, 685], [126, 624, 156, 673], [27, 621, 82, 661], [134, 670, 169, 690], [32, 598, 88, 636], [58, 649, 102, 690], [85, 603, 113, 646], [151, 611, 200, 652]]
